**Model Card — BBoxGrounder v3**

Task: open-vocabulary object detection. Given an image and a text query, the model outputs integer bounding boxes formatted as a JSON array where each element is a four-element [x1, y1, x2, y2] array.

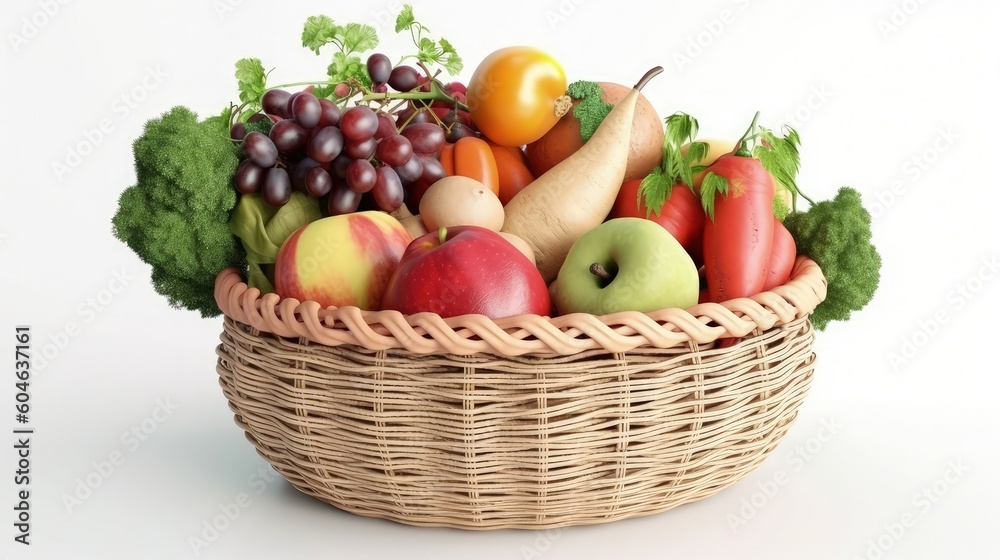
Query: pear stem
[[633, 66, 664, 91], [589, 263, 613, 281]]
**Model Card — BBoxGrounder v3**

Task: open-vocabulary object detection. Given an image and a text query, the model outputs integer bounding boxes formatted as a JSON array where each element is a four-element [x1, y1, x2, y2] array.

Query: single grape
[[307, 126, 344, 163], [374, 113, 397, 140], [285, 91, 306, 116], [334, 83, 351, 98], [291, 92, 322, 128], [372, 166, 404, 212], [346, 159, 377, 193], [399, 108, 434, 127], [340, 106, 379, 141], [446, 82, 467, 95], [234, 159, 264, 194], [263, 168, 292, 207], [373, 83, 388, 94], [327, 184, 363, 215], [290, 157, 322, 191], [393, 154, 424, 184], [305, 166, 334, 197], [332, 153, 352, 179], [262, 89, 291, 117], [417, 155, 446, 186], [344, 137, 377, 159], [446, 123, 477, 143], [269, 119, 309, 153], [375, 134, 414, 167], [367, 53, 392, 85], [230, 122, 247, 141], [242, 132, 278, 167], [388, 65, 420, 92], [317, 98, 341, 128], [401, 123, 446, 155]]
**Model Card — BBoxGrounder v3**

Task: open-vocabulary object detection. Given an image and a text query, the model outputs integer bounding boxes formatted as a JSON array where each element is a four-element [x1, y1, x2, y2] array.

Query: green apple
[[551, 218, 699, 315]]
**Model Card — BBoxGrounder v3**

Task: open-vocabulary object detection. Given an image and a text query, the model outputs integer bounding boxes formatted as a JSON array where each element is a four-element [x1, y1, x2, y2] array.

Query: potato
[[419, 176, 505, 232]]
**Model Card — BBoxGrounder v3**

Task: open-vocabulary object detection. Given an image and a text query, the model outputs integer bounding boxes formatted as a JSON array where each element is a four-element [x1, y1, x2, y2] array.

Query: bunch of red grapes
[[229, 52, 475, 216]]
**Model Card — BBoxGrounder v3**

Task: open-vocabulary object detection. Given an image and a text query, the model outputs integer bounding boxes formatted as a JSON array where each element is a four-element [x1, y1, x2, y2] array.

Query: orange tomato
[[467, 47, 567, 147], [485, 140, 535, 205]]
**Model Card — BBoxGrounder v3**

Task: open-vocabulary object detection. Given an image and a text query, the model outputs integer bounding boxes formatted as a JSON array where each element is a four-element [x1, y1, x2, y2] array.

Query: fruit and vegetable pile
[[112, 6, 881, 332]]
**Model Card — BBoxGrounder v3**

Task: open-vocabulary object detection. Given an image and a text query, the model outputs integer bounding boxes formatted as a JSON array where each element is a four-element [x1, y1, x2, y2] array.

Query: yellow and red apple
[[273, 211, 411, 309]]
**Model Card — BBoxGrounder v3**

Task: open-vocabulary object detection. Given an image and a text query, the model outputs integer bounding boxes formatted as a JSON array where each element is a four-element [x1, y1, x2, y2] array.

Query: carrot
[[762, 218, 796, 291], [502, 67, 663, 282], [438, 137, 499, 196]]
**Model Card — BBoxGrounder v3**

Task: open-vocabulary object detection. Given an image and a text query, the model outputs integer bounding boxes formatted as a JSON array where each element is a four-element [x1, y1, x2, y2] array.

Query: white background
[[2, 0, 998, 558]]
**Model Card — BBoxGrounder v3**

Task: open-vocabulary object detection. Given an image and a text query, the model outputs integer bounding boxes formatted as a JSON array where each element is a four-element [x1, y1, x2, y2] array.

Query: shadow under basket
[[214, 257, 827, 530]]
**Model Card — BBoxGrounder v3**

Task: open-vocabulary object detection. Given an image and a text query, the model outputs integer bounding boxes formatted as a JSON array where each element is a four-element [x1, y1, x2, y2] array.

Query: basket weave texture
[[214, 257, 826, 529]]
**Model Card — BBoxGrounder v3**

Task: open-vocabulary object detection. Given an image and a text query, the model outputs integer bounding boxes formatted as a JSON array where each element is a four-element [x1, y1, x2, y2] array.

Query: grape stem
[[361, 79, 469, 113]]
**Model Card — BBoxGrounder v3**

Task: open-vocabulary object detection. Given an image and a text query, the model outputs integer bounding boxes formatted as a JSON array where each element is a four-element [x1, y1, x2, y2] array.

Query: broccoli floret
[[243, 118, 273, 136], [566, 80, 614, 142], [783, 187, 882, 330], [112, 106, 243, 317]]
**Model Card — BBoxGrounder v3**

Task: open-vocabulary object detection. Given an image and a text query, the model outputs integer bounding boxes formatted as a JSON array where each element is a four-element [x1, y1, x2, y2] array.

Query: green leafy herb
[[234, 58, 267, 121], [637, 112, 709, 217], [395, 4, 463, 75], [754, 127, 801, 208], [700, 172, 729, 222], [394, 5, 415, 32], [327, 51, 369, 88], [638, 168, 673, 216], [565, 81, 614, 142], [301, 15, 379, 91]]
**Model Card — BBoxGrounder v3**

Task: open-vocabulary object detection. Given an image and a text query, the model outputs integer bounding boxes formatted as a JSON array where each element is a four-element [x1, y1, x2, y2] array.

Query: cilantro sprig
[[231, 6, 465, 120], [638, 113, 710, 216], [301, 15, 379, 97], [394, 5, 463, 76], [233, 58, 268, 122]]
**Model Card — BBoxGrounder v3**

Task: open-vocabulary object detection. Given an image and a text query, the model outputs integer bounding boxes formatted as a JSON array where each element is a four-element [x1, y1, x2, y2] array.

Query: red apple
[[274, 211, 411, 309], [380, 226, 550, 319], [609, 178, 705, 266]]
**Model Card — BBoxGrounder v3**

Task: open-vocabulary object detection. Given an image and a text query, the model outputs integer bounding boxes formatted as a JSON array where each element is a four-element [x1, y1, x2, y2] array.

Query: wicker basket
[[214, 256, 826, 529]]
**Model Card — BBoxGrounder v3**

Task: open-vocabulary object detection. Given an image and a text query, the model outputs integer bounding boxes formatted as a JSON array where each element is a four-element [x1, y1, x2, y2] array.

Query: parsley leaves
[[395, 5, 463, 75]]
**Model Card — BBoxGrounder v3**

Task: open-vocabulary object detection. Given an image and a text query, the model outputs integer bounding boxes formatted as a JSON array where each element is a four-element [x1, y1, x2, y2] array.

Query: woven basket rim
[[214, 255, 826, 356]]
